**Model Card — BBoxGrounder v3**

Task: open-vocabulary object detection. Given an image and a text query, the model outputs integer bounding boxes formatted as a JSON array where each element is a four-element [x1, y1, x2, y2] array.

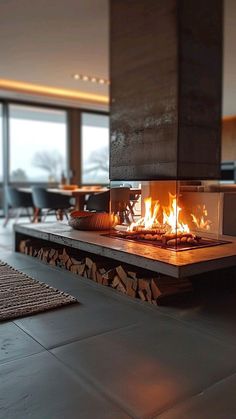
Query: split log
[[150, 278, 162, 299], [138, 290, 147, 301], [85, 257, 93, 278], [96, 271, 104, 284], [91, 262, 97, 281], [115, 265, 127, 282], [128, 271, 137, 279], [125, 277, 137, 298], [19, 240, 28, 253], [112, 275, 121, 288], [66, 258, 73, 270]]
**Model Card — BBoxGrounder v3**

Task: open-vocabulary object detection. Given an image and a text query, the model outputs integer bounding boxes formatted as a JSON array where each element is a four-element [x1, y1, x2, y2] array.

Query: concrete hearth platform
[[14, 222, 236, 278]]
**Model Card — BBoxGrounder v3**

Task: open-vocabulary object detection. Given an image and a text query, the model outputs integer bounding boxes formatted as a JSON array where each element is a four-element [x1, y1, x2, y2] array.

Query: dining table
[[48, 187, 109, 210], [19, 186, 142, 212]]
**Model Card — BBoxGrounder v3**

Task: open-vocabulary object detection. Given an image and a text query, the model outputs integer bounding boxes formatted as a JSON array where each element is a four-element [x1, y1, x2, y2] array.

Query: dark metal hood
[[109, 0, 223, 181]]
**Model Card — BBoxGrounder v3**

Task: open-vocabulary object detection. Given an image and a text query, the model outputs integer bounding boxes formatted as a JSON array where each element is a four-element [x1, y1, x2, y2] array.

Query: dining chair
[[4, 186, 34, 227], [110, 187, 133, 224], [32, 187, 73, 222], [122, 183, 140, 217], [86, 190, 110, 213]]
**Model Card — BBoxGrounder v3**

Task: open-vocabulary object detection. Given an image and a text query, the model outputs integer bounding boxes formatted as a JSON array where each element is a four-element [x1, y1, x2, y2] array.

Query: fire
[[191, 205, 211, 231], [127, 194, 211, 234], [162, 194, 190, 234], [128, 197, 160, 231]]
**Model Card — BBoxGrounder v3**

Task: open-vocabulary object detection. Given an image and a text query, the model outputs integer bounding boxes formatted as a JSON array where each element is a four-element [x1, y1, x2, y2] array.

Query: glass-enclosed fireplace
[[108, 181, 228, 252]]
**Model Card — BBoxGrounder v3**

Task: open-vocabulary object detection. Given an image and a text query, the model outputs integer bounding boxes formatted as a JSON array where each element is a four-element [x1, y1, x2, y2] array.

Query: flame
[[127, 194, 211, 235], [143, 197, 160, 229], [191, 205, 211, 231], [162, 194, 190, 234], [128, 197, 160, 231]]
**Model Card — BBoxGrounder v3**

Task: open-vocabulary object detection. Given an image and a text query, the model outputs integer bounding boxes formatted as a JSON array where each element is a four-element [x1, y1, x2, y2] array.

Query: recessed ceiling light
[[72, 73, 110, 85]]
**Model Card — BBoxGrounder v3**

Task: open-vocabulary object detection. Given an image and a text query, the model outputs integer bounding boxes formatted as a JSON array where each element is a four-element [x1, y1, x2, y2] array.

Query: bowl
[[69, 211, 117, 231]]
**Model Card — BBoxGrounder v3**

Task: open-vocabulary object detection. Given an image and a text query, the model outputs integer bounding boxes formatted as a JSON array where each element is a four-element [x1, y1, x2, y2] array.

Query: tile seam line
[[0, 348, 46, 368], [12, 320, 49, 350], [47, 321, 143, 350], [13, 320, 142, 351], [150, 309, 236, 350], [50, 348, 137, 419]]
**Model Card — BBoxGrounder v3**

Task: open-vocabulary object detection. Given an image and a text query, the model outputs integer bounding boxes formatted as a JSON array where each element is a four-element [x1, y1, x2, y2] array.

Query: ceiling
[[0, 0, 235, 115]]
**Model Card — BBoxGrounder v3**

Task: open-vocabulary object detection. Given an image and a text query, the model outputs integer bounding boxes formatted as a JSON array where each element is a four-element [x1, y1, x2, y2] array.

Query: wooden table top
[[19, 187, 141, 196], [48, 187, 108, 196]]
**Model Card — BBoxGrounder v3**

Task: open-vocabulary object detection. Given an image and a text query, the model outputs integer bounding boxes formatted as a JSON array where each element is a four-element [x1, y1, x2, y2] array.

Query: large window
[[0, 104, 3, 182], [0, 104, 3, 213], [81, 113, 109, 184], [9, 105, 68, 183]]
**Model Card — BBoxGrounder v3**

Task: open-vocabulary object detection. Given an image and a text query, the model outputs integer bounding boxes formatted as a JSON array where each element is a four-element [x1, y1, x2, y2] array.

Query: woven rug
[[0, 262, 77, 321]]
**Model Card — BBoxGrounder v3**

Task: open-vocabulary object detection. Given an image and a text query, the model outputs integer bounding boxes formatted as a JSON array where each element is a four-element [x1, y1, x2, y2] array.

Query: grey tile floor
[[0, 220, 236, 418]]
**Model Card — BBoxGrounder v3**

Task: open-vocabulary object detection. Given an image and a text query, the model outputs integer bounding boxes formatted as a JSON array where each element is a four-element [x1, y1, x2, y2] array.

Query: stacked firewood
[[19, 239, 193, 305]]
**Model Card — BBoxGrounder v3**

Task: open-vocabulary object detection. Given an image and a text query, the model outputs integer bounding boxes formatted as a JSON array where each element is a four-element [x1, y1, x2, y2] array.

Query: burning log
[[116, 228, 202, 247], [117, 193, 212, 249]]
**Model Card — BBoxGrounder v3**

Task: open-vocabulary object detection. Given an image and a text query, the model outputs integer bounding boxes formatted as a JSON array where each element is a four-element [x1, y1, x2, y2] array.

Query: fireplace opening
[[106, 181, 230, 252]]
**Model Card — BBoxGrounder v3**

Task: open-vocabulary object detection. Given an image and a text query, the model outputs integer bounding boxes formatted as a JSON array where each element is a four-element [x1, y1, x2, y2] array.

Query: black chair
[[122, 183, 140, 217], [4, 186, 34, 226], [86, 191, 110, 213], [110, 187, 133, 224], [32, 187, 73, 222]]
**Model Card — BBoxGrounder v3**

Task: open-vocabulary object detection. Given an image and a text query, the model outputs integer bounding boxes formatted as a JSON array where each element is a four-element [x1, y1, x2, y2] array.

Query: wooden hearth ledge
[[14, 223, 236, 278]]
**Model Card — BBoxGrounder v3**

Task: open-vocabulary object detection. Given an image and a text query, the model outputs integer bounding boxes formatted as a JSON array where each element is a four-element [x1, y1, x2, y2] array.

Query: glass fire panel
[[108, 180, 226, 252]]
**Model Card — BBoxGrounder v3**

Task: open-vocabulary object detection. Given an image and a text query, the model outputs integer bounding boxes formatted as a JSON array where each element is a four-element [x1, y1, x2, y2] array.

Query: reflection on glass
[[82, 113, 109, 185], [9, 105, 67, 183]]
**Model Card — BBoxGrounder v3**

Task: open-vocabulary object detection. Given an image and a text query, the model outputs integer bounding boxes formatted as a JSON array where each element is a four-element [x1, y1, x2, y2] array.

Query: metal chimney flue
[[109, 0, 223, 181]]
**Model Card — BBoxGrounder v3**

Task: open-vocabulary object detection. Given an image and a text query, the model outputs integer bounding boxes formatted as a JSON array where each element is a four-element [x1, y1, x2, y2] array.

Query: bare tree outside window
[[83, 146, 109, 178], [82, 113, 109, 184], [32, 150, 64, 182], [9, 105, 67, 183]]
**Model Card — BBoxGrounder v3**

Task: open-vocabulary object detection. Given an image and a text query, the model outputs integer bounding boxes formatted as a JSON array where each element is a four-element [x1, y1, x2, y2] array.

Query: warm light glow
[[191, 205, 211, 230], [128, 197, 160, 231], [127, 194, 211, 236], [163, 194, 190, 234], [0, 79, 109, 105]]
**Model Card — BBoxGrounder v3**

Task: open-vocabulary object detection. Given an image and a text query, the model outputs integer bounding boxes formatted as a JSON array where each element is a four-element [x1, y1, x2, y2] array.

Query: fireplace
[[107, 180, 229, 252]]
